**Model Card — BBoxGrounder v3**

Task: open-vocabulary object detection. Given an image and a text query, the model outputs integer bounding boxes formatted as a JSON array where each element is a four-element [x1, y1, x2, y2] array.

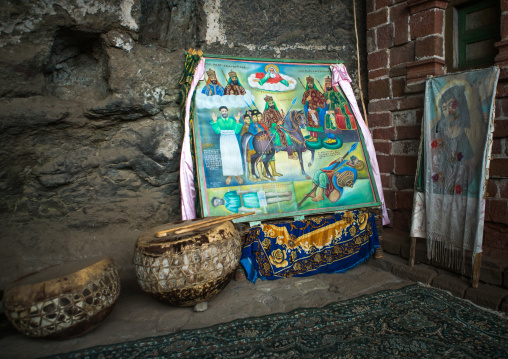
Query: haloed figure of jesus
[[210, 106, 244, 185]]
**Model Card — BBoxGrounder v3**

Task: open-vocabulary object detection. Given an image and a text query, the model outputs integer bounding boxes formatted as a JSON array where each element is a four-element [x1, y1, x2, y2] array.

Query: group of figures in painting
[[202, 65, 365, 213]]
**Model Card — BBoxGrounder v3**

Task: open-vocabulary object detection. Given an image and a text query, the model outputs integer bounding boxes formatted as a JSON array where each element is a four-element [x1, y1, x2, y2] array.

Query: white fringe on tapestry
[[410, 67, 499, 272]]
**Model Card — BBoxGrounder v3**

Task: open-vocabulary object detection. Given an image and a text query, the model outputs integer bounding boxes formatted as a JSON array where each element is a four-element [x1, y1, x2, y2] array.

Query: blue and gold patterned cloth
[[240, 210, 379, 281]]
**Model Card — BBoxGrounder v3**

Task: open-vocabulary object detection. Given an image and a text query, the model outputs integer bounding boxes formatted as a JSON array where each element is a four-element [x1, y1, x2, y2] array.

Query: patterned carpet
[[44, 284, 508, 359]]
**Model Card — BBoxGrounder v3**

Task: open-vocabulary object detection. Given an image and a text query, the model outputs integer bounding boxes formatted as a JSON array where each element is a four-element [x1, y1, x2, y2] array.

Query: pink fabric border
[[330, 64, 390, 225], [180, 58, 205, 220]]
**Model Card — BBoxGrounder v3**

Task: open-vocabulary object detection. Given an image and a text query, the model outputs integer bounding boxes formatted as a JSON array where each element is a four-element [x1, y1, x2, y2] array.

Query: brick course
[[410, 9, 444, 39], [372, 126, 396, 140], [368, 78, 391, 100], [491, 159, 508, 178], [415, 35, 443, 59], [367, 8, 389, 29], [394, 175, 416, 190], [374, 140, 392, 154], [378, 155, 395, 173], [367, 0, 508, 258], [376, 0, 393, 9], [368, 49, 389, 70], [391, 77, 406, 98], [368, 112, 392, 127], [368, 68, 389, 79], [487, 199, 508, 225], [390, 42, 415, 66], [368, 99, 398, 112], [394, 155, 418, 176], [377, 23, 394, 49], [394, 17, 409, 46], [494, 119, 508, 138]]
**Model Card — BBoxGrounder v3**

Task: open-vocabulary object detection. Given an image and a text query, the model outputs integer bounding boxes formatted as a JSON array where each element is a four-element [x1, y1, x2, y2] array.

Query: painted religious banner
[[185, 55, 385, 223], [410, 67, 499, 270]]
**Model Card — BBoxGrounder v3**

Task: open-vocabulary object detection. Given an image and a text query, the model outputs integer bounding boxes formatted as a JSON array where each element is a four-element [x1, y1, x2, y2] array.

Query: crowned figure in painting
[[302, 76, 327, 142], [224, 70, 247, 96], [262, 95, 295, 162], [202, 69, 225, 96], [254, 65, 293, 87], [323, 76, 356, 143]]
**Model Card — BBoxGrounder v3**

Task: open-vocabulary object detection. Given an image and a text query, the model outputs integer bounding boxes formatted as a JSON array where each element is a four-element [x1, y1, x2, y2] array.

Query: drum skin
[[134, 219, 242, 306], [2, 257, 120, 339]]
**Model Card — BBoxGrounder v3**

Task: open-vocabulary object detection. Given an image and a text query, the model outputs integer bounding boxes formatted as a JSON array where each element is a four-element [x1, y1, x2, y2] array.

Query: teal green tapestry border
[[186, 52, 345, 65]]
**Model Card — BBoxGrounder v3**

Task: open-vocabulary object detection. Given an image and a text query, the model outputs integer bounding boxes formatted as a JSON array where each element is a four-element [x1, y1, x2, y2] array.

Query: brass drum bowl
[[2, 256, 120, 339], [134, 218, 242, 306]]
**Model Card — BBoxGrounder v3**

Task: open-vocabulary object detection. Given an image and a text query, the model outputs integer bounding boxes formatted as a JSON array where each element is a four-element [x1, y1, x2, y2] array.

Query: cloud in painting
[[195, 89, 256, 110], [247, 73, 297, 92]]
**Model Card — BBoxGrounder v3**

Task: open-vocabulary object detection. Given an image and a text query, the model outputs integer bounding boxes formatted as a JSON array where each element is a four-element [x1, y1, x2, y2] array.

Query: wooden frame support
[[409, 237, 417, 267], [472, 252, 482, 288]]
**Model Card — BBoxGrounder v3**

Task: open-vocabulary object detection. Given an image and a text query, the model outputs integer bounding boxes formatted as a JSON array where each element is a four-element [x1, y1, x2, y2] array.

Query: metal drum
[[2, 256, 120, 339], [134, 218, 242, 306]]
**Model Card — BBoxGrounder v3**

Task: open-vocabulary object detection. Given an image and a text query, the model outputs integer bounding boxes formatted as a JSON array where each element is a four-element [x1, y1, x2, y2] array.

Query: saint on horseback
[[241, 96, 315, 182]]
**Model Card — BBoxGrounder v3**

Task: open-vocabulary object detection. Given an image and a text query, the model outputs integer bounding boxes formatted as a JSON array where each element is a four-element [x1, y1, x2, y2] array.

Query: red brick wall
[[367, 0, 508, 258]]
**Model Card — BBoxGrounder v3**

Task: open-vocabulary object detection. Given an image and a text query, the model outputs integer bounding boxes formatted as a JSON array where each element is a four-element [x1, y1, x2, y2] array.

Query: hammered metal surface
[[3, 261, 120, 338], [134, 221, 242, 306]]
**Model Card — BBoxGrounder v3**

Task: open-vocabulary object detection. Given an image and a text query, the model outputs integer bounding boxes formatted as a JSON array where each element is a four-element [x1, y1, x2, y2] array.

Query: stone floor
[[1, 228, 507, 359], [379, 228, 508, 313], [0, 262, 412, 359]]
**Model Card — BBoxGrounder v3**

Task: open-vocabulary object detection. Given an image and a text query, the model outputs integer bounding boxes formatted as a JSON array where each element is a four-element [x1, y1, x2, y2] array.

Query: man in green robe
[[210, 106, 244, 185]]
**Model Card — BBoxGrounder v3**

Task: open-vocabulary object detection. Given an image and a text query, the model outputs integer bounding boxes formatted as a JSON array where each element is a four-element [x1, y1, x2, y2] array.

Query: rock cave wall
[[0, 0, 366, 287]]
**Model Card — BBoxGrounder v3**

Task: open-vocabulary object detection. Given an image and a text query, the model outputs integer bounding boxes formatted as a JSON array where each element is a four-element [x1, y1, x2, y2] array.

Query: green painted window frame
[[457, 0, 500, 69]]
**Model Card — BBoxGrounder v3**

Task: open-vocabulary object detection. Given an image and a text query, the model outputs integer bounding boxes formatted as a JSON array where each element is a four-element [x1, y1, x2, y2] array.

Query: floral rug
[[43, 284, 507, 359]]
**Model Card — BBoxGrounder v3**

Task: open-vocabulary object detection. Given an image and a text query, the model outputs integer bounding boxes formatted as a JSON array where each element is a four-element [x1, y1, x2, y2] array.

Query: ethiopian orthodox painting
[[181, 55, 387, 223], [410, 67, 499, 270]]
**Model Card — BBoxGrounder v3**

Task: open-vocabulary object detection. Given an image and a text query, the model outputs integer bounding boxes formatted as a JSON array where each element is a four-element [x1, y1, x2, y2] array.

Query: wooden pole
[[472, 252, 482, 288], [155, 212, 255, 238], [409, 237, 416, 267]]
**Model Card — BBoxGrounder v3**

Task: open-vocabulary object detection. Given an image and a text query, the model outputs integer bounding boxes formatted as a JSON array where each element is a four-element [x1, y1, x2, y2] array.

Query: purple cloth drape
[[330, 64, 390, 225], [180, 58, 205, 220]]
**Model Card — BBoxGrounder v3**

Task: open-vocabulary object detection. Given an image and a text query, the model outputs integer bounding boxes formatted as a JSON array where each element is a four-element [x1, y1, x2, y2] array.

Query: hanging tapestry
[[179, 54, 390, 224], [240, 210, 379, 281], [410, 67, 499, 270]]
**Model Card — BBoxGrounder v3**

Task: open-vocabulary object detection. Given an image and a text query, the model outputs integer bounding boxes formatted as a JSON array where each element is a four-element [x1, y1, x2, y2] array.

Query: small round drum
[[2, 256, 120, 339], [134, 218, 242, 306]]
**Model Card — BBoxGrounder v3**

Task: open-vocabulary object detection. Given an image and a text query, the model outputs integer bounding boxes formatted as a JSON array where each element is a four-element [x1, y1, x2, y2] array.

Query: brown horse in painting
[[241, 110, 315, 181]]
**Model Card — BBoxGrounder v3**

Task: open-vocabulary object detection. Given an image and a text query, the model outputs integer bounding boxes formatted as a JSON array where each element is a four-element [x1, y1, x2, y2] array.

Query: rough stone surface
[[431, 273, 470, 298], [391, 263, 438, 284], [369, 252, 408, 273], [465, 283, 508, 311], [194, 302, 208, 312], [0, 0, 368, 286]]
